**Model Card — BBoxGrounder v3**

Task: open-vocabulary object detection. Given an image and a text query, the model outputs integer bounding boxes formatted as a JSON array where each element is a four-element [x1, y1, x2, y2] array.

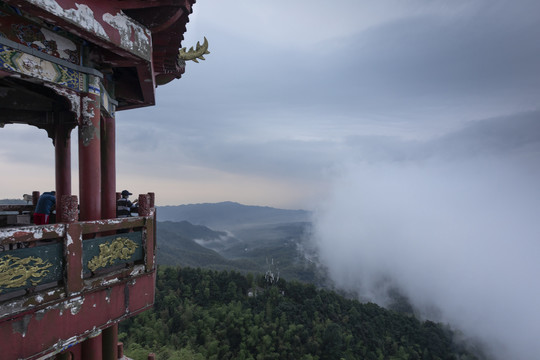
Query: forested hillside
[[156, 221, 321, 284], [157, 221, 238, 269], [120, 267, 482, 360]]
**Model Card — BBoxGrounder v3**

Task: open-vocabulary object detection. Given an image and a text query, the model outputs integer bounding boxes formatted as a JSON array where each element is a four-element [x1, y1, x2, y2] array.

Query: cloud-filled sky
[[1, 0, 539, 209]]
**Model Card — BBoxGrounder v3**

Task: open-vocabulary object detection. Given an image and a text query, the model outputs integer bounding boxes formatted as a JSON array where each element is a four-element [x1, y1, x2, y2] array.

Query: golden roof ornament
[[178, 37, 210, 64]]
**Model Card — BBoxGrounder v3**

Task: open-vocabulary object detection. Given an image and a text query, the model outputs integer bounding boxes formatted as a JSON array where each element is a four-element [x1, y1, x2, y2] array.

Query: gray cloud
[[313, 157, 540, 359], [343, 110, 540, 162], [317, 10, 540, 121], [134, 0, 540, 154], [3, 0, 540, 210], [312, 110, 540, 359]]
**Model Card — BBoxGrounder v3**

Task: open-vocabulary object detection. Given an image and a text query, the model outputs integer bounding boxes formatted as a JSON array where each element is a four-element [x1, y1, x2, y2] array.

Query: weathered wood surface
[[0, 205, 34, 212], [0, 213, 154, 245], [0, 214, 155, 296]]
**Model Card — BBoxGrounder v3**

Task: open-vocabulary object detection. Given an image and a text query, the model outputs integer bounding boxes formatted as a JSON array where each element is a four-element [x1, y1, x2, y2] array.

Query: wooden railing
[[0, 193, 157, 360], [0, 204, 34, 213], [0, 191, 39, 227], [0, 204, 34, 227], [0, 194, 156, 314]]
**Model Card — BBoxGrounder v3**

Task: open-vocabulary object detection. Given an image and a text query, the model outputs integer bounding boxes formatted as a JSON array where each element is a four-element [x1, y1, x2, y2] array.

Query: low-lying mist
[[312, 124, 540, 359]]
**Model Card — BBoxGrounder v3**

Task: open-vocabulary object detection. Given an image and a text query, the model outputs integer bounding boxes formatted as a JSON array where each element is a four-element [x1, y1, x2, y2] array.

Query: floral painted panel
[[0, 3, 81, 64], [0, 43, 86, 91]]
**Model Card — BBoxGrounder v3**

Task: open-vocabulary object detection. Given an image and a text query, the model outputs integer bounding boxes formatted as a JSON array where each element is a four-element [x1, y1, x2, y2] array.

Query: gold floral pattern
[[0, 254, 52, 292], [87, 237, 138, 272]]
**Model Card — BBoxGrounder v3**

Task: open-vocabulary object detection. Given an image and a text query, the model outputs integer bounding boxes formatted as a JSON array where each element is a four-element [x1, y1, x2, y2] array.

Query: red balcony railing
[[0, 193, 156, 360]]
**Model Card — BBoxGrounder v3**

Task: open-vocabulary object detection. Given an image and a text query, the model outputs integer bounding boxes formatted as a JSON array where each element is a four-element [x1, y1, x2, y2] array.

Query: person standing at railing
[[33, 191, 56, 225], [116, 190, 138, 218]]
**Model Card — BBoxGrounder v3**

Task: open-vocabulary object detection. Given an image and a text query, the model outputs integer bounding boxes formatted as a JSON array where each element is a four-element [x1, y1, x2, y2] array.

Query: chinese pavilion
[[0, 1, 206, 359]]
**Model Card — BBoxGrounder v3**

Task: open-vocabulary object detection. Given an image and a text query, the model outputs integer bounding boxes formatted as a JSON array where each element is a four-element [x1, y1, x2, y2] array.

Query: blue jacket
[[35, 192, 56, 214], [117, 197, 134, 217]]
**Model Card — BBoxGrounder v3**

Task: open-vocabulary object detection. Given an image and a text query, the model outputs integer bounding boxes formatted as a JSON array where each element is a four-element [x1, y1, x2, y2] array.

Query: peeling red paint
[[14, 0, 152, 61], [66, 223, 83, 294], [1, 272, 155, 359], [0, 224, 65, 245], [1, 215, 156, 358]]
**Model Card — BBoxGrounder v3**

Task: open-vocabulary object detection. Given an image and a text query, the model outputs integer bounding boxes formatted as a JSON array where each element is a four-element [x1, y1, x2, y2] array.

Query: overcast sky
[[1, 0, 540, 209]]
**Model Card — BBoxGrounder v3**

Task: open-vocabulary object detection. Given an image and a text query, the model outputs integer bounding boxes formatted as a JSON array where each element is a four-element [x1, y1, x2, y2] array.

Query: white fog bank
[[313, 136, 540, 359]]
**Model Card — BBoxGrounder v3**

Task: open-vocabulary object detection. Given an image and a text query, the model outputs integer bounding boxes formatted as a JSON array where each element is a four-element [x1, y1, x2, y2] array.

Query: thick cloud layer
[[313, 115, 540, 360], [2, 0, 540, 208]]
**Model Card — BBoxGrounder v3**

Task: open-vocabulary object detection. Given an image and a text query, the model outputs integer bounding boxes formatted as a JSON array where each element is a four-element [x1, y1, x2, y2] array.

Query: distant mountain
[[0, 199, 26, 205], [157, 222, 233, 268], [156, 202, 318, 283], [158, 220, 241, 253], [157, 201, 311, 229], [156, 221, 260, 272], [159, 220, 228, 241]]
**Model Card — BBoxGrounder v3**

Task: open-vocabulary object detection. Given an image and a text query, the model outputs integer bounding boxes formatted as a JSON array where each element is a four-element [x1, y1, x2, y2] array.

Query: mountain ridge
[[157, 201, 311, 229]]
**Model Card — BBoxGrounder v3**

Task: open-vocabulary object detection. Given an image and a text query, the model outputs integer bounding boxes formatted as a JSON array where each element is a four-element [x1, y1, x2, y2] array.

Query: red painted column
[[81, 331, 102, 360], [79, 78, 101, 222], [55, 121, 72, 223], [32, 191, 40, 206], [63, 195, 83, 294], [117, 342, 124, 359], [148, 192, 155, 208], [101, 116, 116, 220], [102, 324, 118, 360], [138, 194, 151, 217], [150, 192, 157, 270], [138, 194, 155, 271]]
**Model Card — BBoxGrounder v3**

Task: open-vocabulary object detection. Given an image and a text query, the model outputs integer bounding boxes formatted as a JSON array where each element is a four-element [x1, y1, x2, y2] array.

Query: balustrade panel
[[0, 242, 64, 295]]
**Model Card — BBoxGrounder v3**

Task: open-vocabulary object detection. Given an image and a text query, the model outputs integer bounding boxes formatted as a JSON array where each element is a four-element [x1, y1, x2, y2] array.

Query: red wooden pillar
[[102, 324, 118, 360], [149, 192, 157, 270], [148, 192, 155, 208], [63, 195, 82, 294], [32, 191, 40, 206], [138, 194, 151, 217], [101, 116, 116, 220], [138, 194, 155, 271], [61, 195, 79, 224], [55, 121, 72, 223], [117, 342, 124, 359], [81, 331, 102, 360], [79, 79, 101, 222]]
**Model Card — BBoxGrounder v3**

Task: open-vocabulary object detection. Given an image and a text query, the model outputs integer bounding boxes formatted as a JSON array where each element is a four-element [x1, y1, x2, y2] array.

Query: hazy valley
[[156, 202, 322, 285], [147, 202, 486, 359]]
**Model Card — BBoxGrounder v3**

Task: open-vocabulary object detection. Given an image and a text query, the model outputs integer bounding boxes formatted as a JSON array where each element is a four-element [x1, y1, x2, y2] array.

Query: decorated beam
[[4, 0, 152, 62]]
